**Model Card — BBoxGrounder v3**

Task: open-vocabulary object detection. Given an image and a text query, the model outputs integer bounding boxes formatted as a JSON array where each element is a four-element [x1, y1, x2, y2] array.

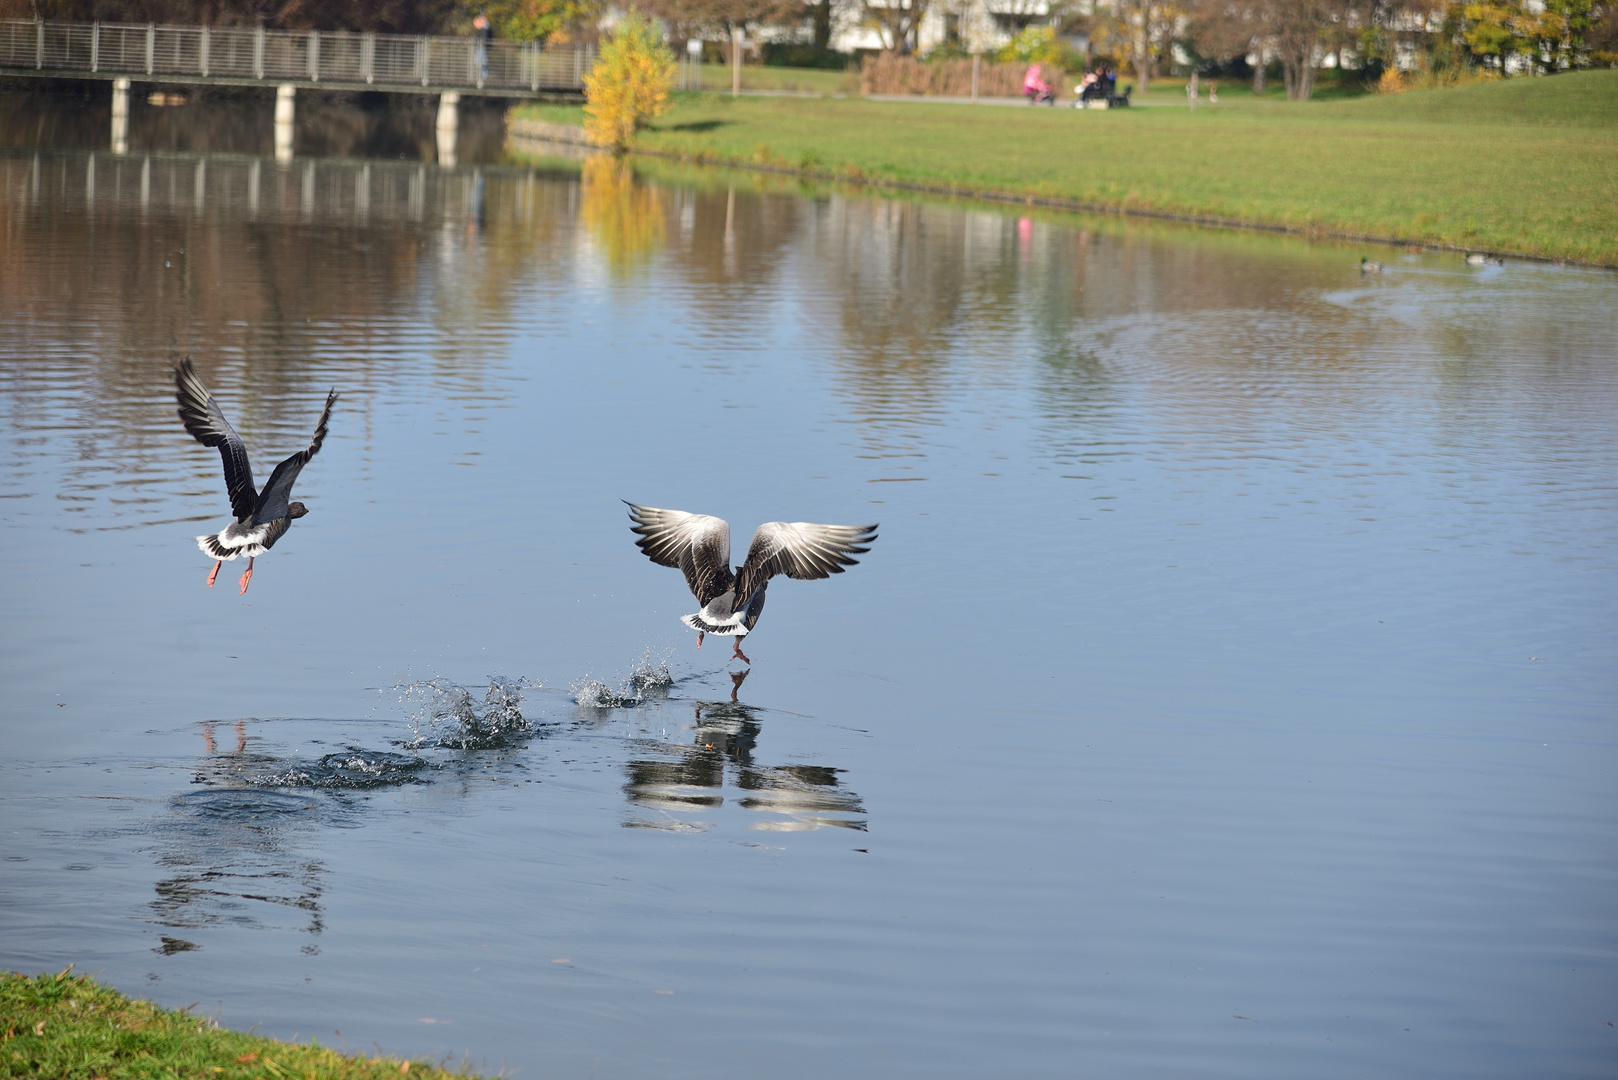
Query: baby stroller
[[1023, 64, 1056, 106]]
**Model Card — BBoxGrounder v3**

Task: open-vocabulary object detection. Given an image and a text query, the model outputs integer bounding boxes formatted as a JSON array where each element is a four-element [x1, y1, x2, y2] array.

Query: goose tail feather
[[681, 613, 748, 637], [197, 533, 240, 560]]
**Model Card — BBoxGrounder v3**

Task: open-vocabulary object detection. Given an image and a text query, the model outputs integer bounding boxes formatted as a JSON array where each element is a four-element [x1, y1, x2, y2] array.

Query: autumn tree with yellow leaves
[[583, 12, 676, 153]]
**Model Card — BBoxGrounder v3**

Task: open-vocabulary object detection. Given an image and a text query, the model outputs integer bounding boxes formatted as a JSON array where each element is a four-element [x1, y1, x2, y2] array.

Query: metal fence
[[0, 20, 593, 92]]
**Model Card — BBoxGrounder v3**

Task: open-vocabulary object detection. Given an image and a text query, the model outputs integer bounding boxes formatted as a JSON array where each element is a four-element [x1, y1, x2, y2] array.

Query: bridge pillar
[[110, 78, 130, 155], [274, 84, 296, 162], [436, 91, 460, 168]]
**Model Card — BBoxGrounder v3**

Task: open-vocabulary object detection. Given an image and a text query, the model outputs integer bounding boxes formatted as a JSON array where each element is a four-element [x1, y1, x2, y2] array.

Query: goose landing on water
[[175, 358, 337, 594], [625, 502, 878, 664]]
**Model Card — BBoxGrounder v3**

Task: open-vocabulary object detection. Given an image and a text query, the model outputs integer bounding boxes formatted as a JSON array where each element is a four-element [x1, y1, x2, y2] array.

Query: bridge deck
[[2, 19, 590, 98]]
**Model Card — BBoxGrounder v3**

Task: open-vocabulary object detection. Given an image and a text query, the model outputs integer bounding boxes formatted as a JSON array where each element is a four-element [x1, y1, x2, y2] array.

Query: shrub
[[996, 26, 1084, 70], [583, 11, 674, 152], [861, 54, 1065, 97]]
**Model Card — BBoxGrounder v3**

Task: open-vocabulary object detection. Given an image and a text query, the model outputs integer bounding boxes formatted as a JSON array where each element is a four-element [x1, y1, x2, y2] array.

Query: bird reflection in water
[[147, 720, 328, 956], [623, 671, 867, 833]]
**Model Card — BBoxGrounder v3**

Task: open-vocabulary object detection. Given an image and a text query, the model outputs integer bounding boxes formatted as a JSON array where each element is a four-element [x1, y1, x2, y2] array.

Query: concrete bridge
[[2, 19, 592, 159]]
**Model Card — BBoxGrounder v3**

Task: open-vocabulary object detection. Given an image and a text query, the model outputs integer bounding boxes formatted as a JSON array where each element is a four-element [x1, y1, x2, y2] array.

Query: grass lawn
[[0, 969, 480, 1079], [692, 62, 854, 94], [511, 70, 1618, 265]]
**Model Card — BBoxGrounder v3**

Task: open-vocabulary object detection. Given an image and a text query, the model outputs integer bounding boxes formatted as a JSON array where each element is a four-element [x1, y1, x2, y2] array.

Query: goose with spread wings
[[626, 502, 877, 664], [175, 358, 337, 594]]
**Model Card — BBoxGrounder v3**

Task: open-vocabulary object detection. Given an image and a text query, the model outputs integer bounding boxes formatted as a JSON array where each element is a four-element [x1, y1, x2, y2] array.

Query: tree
[[862, 0, 929, 54], [642, 0, 801, 63], [1189, 0, 1353, 99], [6, 0, 465, 33], [583, 11, 674, 152], [1271, 0, 1333, 98], [478, 0, 602, 42], [1105, 0, 1185, 91], [1591, 2, 1618, 63]]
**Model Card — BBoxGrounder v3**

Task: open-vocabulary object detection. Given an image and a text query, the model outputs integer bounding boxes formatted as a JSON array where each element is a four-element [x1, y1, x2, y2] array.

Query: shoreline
[[510, 117, 1551, 266], [509, 77, 1618, 269], [1, 968, 484, 1079]]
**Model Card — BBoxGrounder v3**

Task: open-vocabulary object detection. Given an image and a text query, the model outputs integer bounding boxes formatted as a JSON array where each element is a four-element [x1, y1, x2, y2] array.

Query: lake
[[2, 91, 1616, 1079]]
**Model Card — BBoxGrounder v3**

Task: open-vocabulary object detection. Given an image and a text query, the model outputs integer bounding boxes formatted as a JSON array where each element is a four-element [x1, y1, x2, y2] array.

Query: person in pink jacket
[[1023, 63, 1054, 105]]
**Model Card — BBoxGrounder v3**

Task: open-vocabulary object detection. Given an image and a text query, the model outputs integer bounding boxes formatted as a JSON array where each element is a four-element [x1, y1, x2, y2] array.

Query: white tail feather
[[681, 612, 748, 636]]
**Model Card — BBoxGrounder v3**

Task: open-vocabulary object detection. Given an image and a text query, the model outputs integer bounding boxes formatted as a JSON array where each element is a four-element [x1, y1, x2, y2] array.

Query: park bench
[[1078, 82, 1132, 109]]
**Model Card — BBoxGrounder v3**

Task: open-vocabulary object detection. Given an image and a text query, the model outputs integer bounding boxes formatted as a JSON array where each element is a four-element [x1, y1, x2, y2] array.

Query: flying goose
[[175, 358, 337, 594], [625, 502, 877, 664]]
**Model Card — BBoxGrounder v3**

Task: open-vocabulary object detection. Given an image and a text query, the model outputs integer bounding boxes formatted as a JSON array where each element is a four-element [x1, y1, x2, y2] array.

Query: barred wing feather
[[625, 502, 734, 607], [733, 521, 877, 607]]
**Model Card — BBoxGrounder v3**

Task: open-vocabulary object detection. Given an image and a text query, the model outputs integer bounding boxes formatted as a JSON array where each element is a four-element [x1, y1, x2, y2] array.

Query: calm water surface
[[1, 127, 1616, 1079]]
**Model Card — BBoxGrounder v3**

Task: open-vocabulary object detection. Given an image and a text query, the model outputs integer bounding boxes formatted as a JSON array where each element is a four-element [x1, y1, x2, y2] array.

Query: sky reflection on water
[[1, 139, 1616, 1079]]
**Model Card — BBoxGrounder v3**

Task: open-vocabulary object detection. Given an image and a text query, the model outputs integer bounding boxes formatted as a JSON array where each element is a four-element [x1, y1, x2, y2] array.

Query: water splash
[[629, 650, 674, 695], [571, 677, 618, 709], [572, 649, 676, 709], [399, 675, 537, 749], [252, 750, 431, 790]]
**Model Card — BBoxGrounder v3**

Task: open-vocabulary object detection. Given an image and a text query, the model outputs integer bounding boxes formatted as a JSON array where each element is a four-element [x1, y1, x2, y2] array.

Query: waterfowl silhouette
[[175, 358, 337, 594], [625, 502, 877, 664], [1465, 252, 1504, 267], [1359, 257, 1384, 272]]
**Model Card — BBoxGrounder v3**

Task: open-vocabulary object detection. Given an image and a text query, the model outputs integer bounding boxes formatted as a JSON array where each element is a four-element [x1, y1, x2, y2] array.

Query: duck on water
[[175, 358, 337, 595], [625, 502, 877, 664]]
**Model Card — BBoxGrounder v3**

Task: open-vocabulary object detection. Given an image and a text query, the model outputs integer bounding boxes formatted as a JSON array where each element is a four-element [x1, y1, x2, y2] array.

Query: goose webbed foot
[[238, 556, 254, 595], [696, 631, 705, 650], [731, 638, 750, 664], [207, 560, 221, 588]]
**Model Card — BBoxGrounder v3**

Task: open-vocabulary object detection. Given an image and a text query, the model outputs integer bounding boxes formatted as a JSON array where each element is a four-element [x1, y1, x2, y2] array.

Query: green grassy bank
[[512, 71, 1618, 265], [0, 969, 479, 1079]]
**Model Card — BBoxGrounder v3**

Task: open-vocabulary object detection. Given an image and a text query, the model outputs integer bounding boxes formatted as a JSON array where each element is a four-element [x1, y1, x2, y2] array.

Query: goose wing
[[254, 389, 337, 523], [175, 357, 256, 521], [732, 521, 878, 607], [625, 502, 733, 607]]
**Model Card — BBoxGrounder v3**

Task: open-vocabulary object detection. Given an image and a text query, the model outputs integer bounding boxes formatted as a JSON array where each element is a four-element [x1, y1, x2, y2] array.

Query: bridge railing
[[0, 20, 593, 92]]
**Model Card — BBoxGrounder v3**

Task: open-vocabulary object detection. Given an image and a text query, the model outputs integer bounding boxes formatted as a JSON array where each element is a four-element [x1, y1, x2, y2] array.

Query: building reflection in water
[[623, 673, 867, 834]]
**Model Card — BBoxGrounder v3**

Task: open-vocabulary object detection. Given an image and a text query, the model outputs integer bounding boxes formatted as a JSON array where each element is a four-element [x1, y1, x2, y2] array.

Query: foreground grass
[[0, 969, 479, 1080], [513, 71, 1618, 265]]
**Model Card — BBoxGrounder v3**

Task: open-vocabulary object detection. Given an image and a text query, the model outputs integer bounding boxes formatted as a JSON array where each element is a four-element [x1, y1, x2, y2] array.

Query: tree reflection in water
[[580, 155, 666, 272], [623, 672, 867, 834]]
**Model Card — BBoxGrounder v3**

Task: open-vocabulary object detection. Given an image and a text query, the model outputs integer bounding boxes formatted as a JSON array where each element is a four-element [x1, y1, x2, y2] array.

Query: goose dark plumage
[[175, 357, 337, 594]]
